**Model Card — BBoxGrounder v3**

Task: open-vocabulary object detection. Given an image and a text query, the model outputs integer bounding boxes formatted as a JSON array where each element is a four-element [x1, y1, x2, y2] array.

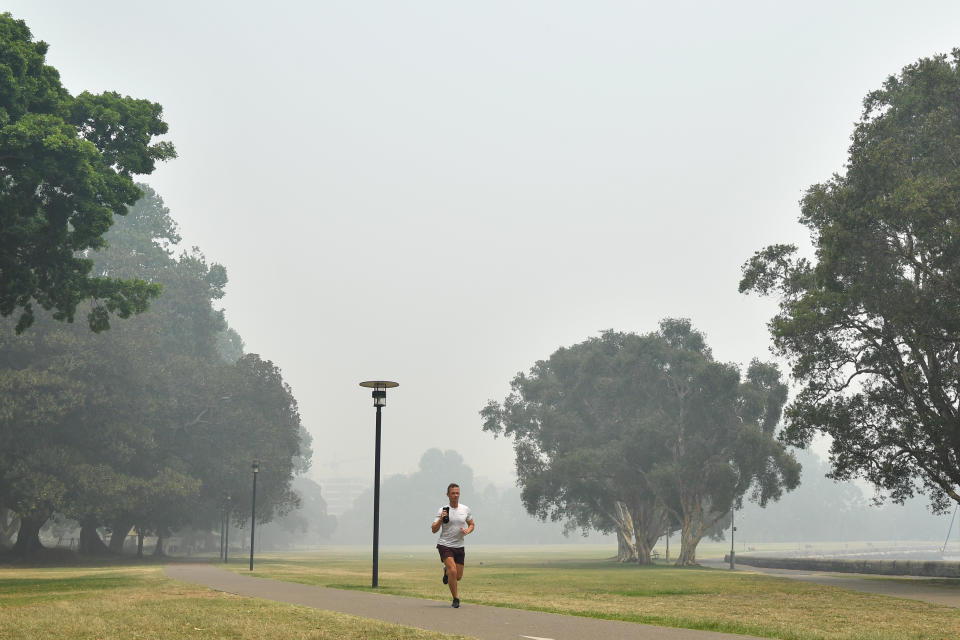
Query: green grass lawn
[[4, 545, 960, 639], [0, 563, 469, 640], [221, 545, 960, 640]]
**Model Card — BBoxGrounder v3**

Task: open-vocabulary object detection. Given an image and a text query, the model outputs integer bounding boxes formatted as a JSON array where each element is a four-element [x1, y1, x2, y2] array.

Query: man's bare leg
[[444, 556, 459, 599]]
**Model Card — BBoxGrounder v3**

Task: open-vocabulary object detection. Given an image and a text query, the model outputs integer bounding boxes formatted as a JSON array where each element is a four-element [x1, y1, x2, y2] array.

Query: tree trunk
[[675, 493, 708, 566], [12, 513, 47, 555], [612, 502, 638, 562], [676, 514, 703, 565], [674, 486, 730, 566], [153, 534, 165, 556], [634, 532, 653, 564], [0, 508, 20, 549], [108, 520, 133, 554], [136, 529, 144, 558], [617, 529, 638, 562], [79, 518, 110, 554], [629, 500, 669, 565]]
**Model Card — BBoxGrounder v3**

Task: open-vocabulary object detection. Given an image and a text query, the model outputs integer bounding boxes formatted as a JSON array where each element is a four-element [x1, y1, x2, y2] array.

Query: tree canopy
[[0, 187, 308, 555], [740, 50, 960, 512], [0, 13, 176, 334], [481, 321, 800, 564]]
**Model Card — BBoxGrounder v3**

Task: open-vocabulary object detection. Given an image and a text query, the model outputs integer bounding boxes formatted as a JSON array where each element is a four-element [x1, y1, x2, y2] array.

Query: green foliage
[[215, 327, 245, 363], [740, 49, 960, 512], [0, 13, 176, 334], [482, 321, 800, 565], [0, 187, 306, 554]]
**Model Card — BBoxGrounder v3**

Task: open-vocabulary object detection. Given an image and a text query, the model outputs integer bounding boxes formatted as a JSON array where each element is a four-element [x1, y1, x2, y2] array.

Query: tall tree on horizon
[[740, 49, 960, 514], [482, 321, 800, 565]]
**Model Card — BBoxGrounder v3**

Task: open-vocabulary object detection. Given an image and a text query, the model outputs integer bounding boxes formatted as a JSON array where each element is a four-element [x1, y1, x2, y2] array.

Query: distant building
[[319, 477, 369, 516]]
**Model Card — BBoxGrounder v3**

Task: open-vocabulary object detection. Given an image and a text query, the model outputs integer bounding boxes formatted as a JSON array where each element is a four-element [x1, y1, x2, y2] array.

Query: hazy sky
[[8, 1, 960, 488]]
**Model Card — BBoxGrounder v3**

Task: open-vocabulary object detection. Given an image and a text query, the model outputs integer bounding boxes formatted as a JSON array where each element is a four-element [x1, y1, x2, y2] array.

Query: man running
[[430, 482, 475, 608]]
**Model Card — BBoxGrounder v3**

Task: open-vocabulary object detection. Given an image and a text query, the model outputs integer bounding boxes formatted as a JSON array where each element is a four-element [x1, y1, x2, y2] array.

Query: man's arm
[[431, 515, 443, 533], [461, 518, 475, 535]]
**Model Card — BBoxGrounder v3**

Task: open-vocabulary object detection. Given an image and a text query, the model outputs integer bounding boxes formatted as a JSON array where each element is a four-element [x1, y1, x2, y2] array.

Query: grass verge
[[224, 546, 960, 640], [0, 564, 470, 640]]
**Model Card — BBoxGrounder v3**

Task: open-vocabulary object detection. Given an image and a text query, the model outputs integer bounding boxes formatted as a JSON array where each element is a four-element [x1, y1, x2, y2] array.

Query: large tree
[[740, 50, 960, 512], [0, 187, 306, 555], [0, 13, 176, 334], [481, 330, 672, 563], [482, 321, 800, 565]]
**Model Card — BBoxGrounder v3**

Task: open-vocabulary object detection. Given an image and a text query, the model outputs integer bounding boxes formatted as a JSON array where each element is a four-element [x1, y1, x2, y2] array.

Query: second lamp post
[[359, 380, 398, 588], [250, 460, 259, 571]]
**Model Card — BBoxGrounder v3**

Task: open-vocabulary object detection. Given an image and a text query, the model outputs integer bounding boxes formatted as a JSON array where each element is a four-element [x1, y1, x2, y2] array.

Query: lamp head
[[252, 460, 260, 474], [359, 381, 399, 407]]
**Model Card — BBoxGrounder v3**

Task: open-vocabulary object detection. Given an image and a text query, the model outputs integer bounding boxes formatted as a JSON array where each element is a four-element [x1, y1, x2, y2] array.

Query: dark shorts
[[437, 544, 465, 565]]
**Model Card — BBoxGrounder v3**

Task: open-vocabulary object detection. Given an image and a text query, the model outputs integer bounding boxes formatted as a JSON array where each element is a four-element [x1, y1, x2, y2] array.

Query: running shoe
[[452, 597, 460, 608], [442, 567, 448, 584]]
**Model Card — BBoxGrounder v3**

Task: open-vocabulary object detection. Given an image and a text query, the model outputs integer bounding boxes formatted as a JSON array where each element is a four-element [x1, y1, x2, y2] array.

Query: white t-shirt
[[435, 503, 472, 548]]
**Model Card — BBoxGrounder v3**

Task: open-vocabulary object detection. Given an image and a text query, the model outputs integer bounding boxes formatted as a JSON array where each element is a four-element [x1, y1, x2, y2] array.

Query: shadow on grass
[[0, 572, 146, 594], [0, 547, 217, 568]]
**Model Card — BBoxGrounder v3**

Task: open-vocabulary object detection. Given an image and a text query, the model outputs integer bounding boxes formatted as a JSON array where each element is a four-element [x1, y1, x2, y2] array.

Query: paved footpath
[[165, 564, 763, 640]]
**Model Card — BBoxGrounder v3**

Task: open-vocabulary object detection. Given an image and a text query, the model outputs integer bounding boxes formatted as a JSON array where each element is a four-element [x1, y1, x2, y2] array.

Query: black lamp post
[[359, 380, 398, 588], [250, 460, 259, 571], [220, 494, 226, 562], [224, 494, 231, 563], [729, 507, 736, 570]]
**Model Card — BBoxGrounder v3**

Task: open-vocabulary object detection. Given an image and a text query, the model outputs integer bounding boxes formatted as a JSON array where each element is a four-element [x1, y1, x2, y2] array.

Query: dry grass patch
[[231, 548, 960, 640], [0, 564, 470, 640]]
